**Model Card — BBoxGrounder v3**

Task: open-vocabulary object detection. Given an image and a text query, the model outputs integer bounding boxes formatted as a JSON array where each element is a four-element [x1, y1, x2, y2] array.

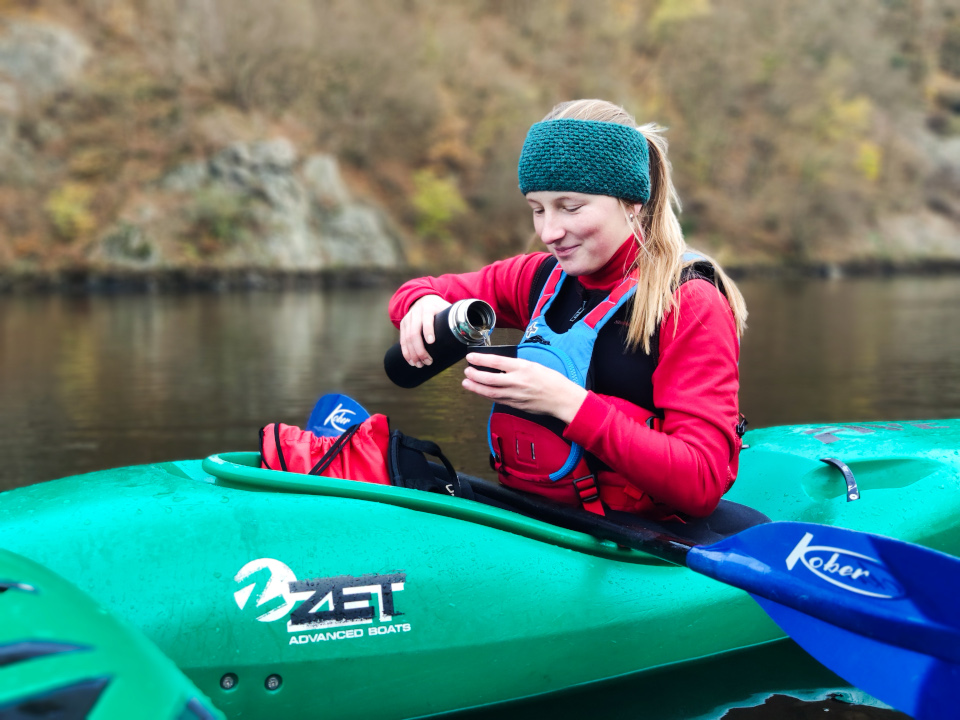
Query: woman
[[389, 99, 747, 521]]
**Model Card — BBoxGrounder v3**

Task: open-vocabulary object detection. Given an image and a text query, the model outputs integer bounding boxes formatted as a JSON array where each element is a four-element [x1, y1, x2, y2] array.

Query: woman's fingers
[[462, 356, 587, 423], [421, 304, 436, 345], [399, 295, 449, 367], [400, 320, 426, 366], [401, 314, 431, 366], [464, 352, 515, 376], [462, 357, 544, 400]]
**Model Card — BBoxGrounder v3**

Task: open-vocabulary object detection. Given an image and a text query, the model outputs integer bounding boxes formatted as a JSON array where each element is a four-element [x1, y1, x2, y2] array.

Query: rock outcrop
[[0, 19, 90, 108], [0, 20, 89, 176], [93, 139, 405, 272]]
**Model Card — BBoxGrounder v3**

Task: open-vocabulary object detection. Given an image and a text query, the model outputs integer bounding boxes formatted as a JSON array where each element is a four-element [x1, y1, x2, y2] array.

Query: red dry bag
[[260, 413, 391, 484], [258, 414, 473, 500]]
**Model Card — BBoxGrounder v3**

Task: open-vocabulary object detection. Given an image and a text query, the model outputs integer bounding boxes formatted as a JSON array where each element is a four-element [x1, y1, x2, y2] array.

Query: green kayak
[[0, 548, 224, 719], [0, 419, 958, 719]]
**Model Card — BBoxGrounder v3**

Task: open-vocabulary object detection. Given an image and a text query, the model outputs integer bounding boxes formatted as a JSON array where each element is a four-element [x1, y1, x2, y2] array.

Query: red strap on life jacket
[[573, 475, 606, 516], [530, 264, 565, 320], [582, 274, 638, 330]]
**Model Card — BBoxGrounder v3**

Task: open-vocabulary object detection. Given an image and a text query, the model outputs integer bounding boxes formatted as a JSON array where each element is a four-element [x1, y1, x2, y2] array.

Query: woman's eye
[[562, 205, 582, 213], [532, 208, 544, 216]]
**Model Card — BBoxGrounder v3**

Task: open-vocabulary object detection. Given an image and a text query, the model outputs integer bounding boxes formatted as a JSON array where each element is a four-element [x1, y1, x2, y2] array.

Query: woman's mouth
[[553, 245, 577, 258]]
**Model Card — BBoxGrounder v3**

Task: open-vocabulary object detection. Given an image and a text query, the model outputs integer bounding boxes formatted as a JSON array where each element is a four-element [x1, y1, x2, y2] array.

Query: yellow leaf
[[45, 184, 97, 242], [826, 94, 873, 141], [650, 0, 712, 30], [412, 170, 468, 241], [856, 141, 882, 182]]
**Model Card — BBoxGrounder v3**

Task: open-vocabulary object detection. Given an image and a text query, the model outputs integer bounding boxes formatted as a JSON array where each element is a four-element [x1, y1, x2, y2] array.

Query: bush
[[412, 170, 468, 242], [183, 186, 257, 254], [44, 183, 97, 241]]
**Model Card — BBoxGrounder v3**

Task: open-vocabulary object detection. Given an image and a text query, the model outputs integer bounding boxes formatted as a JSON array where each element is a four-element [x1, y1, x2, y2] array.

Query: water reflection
[[0, 290, 405, 487], [3, 276, 960, 489], [740, 277, 960, 426]]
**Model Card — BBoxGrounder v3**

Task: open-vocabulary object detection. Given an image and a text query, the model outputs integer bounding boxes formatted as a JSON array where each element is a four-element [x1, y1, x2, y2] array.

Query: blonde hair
[[542, 100, 748, 353]]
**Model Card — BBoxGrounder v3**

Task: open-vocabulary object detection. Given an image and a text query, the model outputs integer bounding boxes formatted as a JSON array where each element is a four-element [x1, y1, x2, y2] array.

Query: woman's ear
[[632, 203, 643, 217]]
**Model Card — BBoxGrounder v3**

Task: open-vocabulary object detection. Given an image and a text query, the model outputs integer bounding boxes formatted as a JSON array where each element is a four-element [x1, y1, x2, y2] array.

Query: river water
[[2, 274, 957, 718]]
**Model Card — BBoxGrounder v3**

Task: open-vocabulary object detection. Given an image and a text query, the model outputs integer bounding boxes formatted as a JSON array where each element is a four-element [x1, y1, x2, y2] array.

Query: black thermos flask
[[384, 299, 496, 388]]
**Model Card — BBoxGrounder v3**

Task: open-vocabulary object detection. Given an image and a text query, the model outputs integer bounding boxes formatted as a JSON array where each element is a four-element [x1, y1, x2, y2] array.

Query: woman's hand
[[463, 352, 588, 424], [399, 294, 451, 367]]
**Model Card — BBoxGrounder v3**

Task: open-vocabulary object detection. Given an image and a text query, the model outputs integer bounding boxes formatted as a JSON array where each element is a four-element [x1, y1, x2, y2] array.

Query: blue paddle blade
[[686, 521, 960, 718], [305, 394, 370, 436], [752, 594, 960, 720]]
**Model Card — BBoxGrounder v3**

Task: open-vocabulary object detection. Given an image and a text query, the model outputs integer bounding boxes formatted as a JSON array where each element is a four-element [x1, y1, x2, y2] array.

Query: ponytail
[[543, 99, 747, 353], [625, 124, 748, 353]]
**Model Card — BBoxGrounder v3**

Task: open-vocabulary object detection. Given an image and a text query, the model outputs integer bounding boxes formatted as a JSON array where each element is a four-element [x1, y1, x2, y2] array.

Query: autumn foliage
[[2, 0, 959, 272]]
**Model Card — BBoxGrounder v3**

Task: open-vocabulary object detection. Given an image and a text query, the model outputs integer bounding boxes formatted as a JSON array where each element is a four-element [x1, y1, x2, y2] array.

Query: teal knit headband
[[518, 118, 650, 204]]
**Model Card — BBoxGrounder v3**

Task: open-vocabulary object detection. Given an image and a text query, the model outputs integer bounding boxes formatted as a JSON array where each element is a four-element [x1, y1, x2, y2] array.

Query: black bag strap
[[309, 423, 362, 476], [400, 434, 459, 488], [388, 430, 472, 499], [259, 424, 289, 472]]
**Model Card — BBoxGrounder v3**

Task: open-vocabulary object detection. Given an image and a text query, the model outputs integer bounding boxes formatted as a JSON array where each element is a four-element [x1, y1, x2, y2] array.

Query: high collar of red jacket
[[576, 235, 639, 291]]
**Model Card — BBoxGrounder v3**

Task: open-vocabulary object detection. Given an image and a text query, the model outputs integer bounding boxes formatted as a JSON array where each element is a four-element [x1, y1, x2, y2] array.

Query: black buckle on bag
[[735, 414, 749, 438], [489, 437, 504, 471], [573, 475, 600, 504]]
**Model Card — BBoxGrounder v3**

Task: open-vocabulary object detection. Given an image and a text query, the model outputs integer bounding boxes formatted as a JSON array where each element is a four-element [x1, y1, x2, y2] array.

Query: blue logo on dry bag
[[307, 394, 371, 437]]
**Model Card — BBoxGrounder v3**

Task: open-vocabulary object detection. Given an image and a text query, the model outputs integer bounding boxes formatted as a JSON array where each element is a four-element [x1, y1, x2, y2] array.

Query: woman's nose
[[538, 212, 565, 244]]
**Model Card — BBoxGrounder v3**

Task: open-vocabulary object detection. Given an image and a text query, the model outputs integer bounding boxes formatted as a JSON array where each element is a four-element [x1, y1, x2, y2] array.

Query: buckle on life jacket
[[490, 436, 504, 472], [573, 474, 605, 516]]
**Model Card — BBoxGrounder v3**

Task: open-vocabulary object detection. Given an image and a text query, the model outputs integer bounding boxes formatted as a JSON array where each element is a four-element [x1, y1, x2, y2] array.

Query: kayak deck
[[204, 451, 769, 564], [204, 452, 664, 564]]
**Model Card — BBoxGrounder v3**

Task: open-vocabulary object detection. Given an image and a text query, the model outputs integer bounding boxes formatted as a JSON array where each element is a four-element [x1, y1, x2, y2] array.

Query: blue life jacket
[[487, 262, 638, 514]]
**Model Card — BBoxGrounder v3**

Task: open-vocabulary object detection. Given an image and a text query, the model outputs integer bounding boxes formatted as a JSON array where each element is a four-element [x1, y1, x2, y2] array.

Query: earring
[[628, 214, 635, 221]]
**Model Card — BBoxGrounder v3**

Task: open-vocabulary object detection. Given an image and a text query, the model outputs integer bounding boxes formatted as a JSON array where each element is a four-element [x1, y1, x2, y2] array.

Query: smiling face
[[526, 191, 640, 277]]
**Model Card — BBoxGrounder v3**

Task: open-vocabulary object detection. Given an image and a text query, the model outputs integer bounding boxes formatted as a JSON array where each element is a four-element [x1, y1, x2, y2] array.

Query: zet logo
[[234, 559, 309, 622], [785, 533, 905, 599], [323, 403, 356, 433], [233, 559, 410, 646], [524, 320, 539, 339]]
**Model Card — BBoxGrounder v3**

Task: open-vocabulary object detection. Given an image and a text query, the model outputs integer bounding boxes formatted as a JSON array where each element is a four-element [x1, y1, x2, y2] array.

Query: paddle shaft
[[467, 477, 697, 565]]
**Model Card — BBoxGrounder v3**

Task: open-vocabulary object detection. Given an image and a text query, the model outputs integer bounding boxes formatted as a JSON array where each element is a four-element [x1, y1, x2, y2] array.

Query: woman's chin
[[555, 259, 575, 275], [555, 257, 592, 277]]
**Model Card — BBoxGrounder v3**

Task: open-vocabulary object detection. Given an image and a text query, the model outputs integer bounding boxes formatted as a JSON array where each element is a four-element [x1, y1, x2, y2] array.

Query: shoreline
[[0, 267, 416, 294], [3, 258, 960, 294]]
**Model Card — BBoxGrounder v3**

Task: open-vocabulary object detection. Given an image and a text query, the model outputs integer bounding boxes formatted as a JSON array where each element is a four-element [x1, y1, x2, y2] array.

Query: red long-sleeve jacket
[[388, 246, 742, 519]]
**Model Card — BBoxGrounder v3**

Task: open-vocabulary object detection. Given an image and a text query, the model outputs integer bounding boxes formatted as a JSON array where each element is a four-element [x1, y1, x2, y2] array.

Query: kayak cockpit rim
[[201, 452, 673, 566]]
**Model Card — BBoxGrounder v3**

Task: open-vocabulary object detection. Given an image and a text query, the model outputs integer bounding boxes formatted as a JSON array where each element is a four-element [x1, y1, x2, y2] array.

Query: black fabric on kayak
[[430, 464, 770, 551]]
